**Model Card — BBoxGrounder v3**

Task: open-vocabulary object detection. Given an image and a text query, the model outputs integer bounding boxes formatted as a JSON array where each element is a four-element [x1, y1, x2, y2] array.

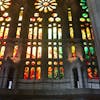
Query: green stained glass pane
[[80, 0, 86, 3], [84, 46, 88, 54], [89, 47, 95, 55], [82, 6, 87, 10], [80, 3, 85, 6], [54, 67, 59, 79], [85, 55, 90, 60], [60, 67, 64, 79], [86, 9, 89, 12], [83, 42, 87, 45], [86, 18, 90, 22], [48, 67, 52, 78], [59, 47, 63, 59], [82, 13, 88, 18]]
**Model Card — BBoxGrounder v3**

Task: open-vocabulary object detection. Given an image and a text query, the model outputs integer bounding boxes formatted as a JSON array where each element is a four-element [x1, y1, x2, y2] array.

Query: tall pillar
[[87, 0, 100, 73]]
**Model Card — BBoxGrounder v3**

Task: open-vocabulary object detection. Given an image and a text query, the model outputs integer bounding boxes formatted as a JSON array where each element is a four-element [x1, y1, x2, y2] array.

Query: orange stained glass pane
[[24, 67, 29, 80], [13, 45, 18, 58], [32, 47, 36, 59], [48, 66, 53, 78], [33, 27, 38, 39], [36, 67, 41, 80], [0, 46, 5, 58], [5, 17, 11, 22], [54, 61, 58, 65], [26, 46, 31, 58], [87, 67, 93, 79], [37, 46, 42, 58], [0, 26, 4, 39], [58, 28, 62, 39], [16, 27, 21, 38], [30, 67, 35, 80], [38, 28, 42, 39]]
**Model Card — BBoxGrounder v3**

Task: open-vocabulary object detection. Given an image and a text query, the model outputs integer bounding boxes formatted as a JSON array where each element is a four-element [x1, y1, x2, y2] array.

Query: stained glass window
[[34, 0, 57, 13], [68, 8, 74, 39], [0, 0, 11, 12], [0, 4, 11, 67], [48, 13, 64, 79], [80, 0, 99, 79], [24, 13, 42, 80], [16, 7, 24, 38]]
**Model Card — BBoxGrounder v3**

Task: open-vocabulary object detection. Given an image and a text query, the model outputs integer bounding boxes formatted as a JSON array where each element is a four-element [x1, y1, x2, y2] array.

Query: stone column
[[87, 0, 100, 73]]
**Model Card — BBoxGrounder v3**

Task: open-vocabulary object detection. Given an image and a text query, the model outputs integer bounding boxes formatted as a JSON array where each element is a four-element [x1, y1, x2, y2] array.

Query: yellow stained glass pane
[[81, 29, 86, 40], [69, 27, 74, 39], [48, 46, 52, 58], [68, 11, 72, 21], [86, 27, 91, 40], [71, 45, 76, 57]]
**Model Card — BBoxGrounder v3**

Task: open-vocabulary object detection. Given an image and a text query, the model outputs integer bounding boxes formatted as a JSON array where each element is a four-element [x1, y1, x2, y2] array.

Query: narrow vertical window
[[24, 13, 42, 80], [16, 7, 24, 38], [80, 1, 99, 79], [48, 13, 64, 79]]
